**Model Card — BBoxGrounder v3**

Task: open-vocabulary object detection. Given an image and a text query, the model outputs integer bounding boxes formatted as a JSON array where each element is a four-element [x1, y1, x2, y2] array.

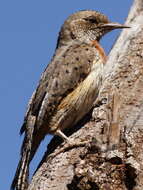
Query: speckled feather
[[32, 42, 103, 128]]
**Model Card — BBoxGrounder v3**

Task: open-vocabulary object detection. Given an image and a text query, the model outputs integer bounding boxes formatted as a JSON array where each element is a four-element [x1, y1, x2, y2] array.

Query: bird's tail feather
[[11, 116, 36, 190]]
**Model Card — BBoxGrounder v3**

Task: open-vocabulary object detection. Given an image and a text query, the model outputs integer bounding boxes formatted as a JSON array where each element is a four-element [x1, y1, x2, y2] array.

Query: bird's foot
[[55, 129, 90, 147], [49, 140, 89, 159], [49, 129, 90, 159]]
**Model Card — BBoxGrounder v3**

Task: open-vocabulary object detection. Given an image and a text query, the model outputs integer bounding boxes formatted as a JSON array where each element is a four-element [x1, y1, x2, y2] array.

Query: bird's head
[[57, 10, 129, 47]]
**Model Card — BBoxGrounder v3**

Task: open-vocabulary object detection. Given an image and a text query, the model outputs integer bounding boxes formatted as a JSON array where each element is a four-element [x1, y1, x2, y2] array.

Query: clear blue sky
[[0, 0, 132, 189]]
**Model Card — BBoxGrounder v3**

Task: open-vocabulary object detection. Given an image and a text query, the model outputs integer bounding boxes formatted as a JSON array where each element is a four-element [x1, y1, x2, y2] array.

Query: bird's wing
[[21, 42, 96, 133]]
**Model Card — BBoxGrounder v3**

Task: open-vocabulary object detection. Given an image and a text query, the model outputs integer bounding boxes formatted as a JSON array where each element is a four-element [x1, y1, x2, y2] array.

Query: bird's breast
[[49, 59, 104, 132]]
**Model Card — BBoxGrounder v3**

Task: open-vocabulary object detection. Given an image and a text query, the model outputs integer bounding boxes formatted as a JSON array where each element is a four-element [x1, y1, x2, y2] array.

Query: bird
[[11, 10, 129, 190]]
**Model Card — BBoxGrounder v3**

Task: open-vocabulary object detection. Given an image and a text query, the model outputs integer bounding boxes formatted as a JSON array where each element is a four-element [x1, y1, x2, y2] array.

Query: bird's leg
[[49, 129, 90, 158], [55, 129, 70, 142], [55, 129, 90, 146]]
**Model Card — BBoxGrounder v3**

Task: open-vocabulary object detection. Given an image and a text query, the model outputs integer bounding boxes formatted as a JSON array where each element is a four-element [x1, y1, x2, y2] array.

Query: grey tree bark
[[28, 0, 143, 189]]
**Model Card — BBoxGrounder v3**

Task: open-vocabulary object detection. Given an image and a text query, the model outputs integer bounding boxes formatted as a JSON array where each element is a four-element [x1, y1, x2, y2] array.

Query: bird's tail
[[11, 116, 36, 190]]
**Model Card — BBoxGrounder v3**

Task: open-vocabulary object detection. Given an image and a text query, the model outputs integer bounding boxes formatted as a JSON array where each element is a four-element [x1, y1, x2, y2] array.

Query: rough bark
[[28, 0, 143, 189]]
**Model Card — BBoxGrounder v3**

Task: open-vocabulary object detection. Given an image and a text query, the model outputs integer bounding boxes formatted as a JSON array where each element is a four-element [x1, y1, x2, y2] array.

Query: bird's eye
[[84, 16, 98, 24]]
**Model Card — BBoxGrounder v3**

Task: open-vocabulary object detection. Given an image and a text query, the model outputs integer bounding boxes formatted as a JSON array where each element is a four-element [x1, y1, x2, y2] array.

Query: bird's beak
[[100, 22, 130, 29]]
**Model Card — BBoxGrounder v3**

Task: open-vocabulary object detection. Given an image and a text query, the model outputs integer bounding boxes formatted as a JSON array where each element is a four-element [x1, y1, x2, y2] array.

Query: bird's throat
[[90, 40, 107, 63]]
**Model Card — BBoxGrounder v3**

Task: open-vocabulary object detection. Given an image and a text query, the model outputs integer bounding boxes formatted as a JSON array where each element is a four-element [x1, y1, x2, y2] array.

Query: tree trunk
[[28, 0, 143, 189]]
